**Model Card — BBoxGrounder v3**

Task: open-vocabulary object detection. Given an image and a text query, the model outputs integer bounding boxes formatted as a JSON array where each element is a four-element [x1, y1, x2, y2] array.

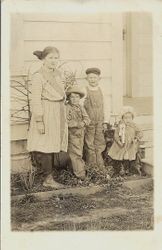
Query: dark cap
[[85, 68, 101, 75]]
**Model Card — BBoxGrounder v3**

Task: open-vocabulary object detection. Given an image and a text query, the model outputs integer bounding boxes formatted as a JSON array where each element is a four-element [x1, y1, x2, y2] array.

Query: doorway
[[123, 13, 132, 97]]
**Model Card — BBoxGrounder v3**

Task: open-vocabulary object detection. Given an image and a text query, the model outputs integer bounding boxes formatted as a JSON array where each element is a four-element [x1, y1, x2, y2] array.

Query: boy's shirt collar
[[87, 85, 100, 91]]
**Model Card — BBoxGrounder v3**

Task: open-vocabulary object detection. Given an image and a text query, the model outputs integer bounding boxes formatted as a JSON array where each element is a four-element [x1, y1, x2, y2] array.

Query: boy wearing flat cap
[[66, 85, 90, 180], [84, 67, 111, 170]]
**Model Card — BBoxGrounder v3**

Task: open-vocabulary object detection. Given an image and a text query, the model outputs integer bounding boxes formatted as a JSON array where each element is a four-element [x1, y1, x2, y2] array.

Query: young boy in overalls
[[66, 85, 90, 180], [84, 68, 111, 170]]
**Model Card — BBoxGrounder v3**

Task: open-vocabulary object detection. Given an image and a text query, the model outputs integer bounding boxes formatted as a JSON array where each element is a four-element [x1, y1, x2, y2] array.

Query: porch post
[[111, 13, 123, 115]]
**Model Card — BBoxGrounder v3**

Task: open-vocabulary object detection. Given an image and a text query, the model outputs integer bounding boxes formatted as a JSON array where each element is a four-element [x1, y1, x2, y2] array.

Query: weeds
[[11, 166, 36, 194]]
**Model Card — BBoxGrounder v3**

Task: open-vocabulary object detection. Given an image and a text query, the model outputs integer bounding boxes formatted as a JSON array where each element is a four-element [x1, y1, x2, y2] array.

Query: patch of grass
[[49, 194, 97, 215], [11, 183, 153, 231], [11, 193, 97, 226], [26, 210, 154, 231]]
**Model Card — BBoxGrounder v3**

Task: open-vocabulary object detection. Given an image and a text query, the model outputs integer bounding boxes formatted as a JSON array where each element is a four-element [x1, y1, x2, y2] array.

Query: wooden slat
[[131, 13, 152, 35], [11, 123, 28, 141], [76, 77, 112, 94], [24, 41, 112, 61], [10, 14, 24, 73], [135, 86, 153, 97], [130, 13, 153, 98], [138, 72, 152, 83], [139, 60, 152, 73], [24, 59, 112, 78], [138, 34, 152, 45], [23, 13, 112, 24], [111, 13, 123, 114], [24, 21, 112, 42], [138, 45, 152, 60], [138, 13, 152, 35]]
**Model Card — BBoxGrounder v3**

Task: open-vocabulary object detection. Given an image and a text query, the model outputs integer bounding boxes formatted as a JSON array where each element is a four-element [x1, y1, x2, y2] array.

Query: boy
[[84, 68, 111, 170], [66, 85, 90, 180]]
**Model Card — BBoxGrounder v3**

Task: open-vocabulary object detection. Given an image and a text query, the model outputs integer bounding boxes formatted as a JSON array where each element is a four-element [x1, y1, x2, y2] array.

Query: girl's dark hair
[[33, 46, 60, 60]]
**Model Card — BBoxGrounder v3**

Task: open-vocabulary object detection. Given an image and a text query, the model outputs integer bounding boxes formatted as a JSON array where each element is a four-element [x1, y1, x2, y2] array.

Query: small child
[[66, 85, 90, 180], [84, 67, 111, 170], [108, 106, 143, 176]]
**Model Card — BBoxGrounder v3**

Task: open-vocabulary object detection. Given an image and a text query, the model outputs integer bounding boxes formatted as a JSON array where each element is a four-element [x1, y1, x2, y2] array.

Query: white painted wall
[[130, 13, 153, 97], [10, 13, 124, 141]]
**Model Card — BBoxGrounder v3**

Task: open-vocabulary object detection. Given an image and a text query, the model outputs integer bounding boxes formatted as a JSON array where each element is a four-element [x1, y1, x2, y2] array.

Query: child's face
[[43, 52, 59, 70], [69, 93, 81, 105], [86, 73, 100, 87], [122, 112, 133, 124]]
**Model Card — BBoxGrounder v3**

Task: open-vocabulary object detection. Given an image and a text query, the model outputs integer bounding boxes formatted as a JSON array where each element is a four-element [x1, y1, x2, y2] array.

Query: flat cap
[[85, 67, 101, 75]]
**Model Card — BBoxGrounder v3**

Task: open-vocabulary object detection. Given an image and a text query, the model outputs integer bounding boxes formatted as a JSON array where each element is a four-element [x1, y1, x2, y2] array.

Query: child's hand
[[118, 141, 124, 147], [77, 121, 85, 128], [103, 123, 108, 132], [36, 121, 45, 134], [133, 138, 138, 143]]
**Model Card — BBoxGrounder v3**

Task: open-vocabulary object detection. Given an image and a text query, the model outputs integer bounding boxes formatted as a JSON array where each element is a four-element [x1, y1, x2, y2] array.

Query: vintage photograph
[[10, 11, 154, 231]]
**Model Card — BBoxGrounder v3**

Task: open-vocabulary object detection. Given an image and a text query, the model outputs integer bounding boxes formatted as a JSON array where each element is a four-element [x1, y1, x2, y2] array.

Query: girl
[[108, 106, 143, 176], [27, 46, 68, 189]]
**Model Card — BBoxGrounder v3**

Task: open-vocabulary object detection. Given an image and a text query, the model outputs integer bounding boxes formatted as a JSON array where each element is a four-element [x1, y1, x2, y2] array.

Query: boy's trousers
[[68, 128, 86, 179], [84, 122, 105, 167]]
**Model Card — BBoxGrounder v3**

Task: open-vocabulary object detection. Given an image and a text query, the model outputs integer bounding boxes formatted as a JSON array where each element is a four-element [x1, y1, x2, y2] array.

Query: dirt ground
[[11, 178, 153, 231]]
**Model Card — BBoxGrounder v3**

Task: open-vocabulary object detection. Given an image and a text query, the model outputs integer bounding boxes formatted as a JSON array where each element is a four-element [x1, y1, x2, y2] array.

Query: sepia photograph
[[9, 10, 154, 232]]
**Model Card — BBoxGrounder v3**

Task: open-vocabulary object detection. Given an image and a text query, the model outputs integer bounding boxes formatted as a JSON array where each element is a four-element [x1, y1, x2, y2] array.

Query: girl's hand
[[36, 121, 45, 134], [103, 123, 108, 132]]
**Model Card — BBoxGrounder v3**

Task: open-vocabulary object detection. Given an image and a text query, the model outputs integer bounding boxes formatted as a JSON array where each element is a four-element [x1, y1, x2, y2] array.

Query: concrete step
[[12, 178, 153, 202], [11, 185, 105, 201]]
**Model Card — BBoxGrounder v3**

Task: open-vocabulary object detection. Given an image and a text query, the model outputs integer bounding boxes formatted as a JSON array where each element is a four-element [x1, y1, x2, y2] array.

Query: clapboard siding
[[22, 13, 112, 23], [138, 35, 152, 45], [10, 13, 124, 135], [131, 13, 152, 97], [24, 41, 112, 61], [24, 59, 112, 78], [138, 60, 152, 73], [24, 22, 112, 41], [23, 15, 113, 90], [138, 45, 152, 60], [137, 13, 152, 34]]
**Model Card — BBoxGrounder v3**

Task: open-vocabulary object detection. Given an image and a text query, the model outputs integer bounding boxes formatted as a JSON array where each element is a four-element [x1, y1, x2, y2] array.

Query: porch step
[[134, 115, 153, 127]]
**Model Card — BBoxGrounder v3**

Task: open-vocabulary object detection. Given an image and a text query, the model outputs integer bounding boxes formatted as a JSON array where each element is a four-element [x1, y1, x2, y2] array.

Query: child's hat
[[120, 106, 135, 118], [85, 68, 101, 75], [66, 85, 85, 98]]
